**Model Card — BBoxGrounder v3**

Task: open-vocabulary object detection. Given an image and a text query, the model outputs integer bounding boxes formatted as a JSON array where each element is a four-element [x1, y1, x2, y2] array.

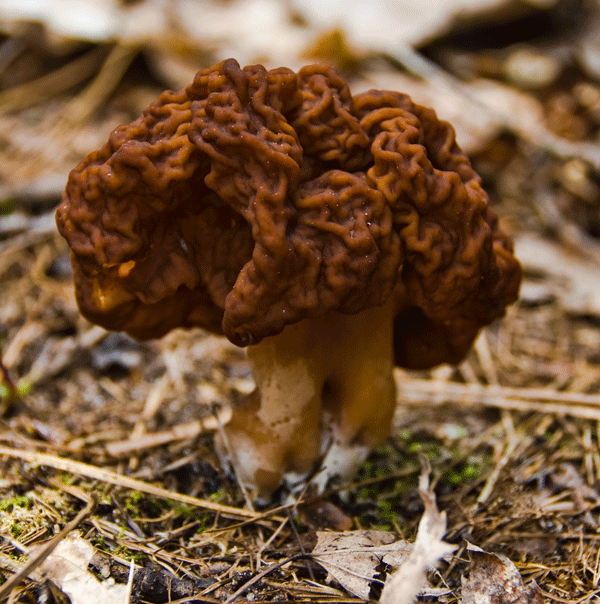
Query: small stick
[[224, 554, 306, 604], [124, 558, 135, 604], [0, 445, 285, 522], [395, 375, 600, 421]]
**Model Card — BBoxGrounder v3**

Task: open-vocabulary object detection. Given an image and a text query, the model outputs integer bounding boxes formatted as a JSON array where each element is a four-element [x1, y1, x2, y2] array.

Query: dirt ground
[[2, 0, 600, 602]]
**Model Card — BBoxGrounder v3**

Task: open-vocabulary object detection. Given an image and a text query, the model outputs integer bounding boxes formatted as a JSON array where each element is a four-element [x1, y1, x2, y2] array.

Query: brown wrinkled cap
[[56, 58, 521, 366]]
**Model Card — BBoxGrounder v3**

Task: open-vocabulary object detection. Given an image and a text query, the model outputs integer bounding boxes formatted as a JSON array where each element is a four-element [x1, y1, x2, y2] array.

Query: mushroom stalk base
[[218, 299, 397, 499]]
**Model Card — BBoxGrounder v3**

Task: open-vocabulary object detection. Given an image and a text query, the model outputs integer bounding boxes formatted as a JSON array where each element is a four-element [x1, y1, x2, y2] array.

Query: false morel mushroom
[[57, 58, 521, 499]]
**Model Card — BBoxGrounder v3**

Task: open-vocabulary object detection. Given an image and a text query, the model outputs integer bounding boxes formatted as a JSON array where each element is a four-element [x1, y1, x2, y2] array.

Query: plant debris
[[461, 545, 545, 604]]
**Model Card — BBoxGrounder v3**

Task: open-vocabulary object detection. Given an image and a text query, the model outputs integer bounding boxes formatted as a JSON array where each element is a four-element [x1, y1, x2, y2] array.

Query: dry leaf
[[515, 234, 600, 317], [461, 546, 545, 604], [379, 487, 456, 604], [35, 532, 130, 604], [312, 530, 412, 600], [312, 466, 456, 603]]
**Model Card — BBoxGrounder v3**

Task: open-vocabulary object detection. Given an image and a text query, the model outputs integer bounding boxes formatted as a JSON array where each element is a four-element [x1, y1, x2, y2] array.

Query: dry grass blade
[[395, 375, 600, 421], [125, 558, 135, 604], [0, 45, 109, 114], [104, 410, 232, 457], [60, 42, 140, 127], [0, 445, 285, 522], [0, 494, 96, 600]]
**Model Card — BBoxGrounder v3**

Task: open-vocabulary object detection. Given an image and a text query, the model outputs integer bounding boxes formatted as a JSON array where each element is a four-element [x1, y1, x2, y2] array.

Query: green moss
[[0, 495, 32, 513], [397, 428, 413, 441], [195, 515, 209, 534], [407, 441, 442, 460], [90, 534, 105, 549], [377, 499, 402, 527], [16, 380, 31, 397], [163, 500, 197, 522], [445, 456, 485, 486], [114, 545, 145, 563], [0, 378, 31, 407], [123, 490, 145, 516], [370, 523, 391, 531], [0, 198, 16, 216], [209, 488, 225, 502]]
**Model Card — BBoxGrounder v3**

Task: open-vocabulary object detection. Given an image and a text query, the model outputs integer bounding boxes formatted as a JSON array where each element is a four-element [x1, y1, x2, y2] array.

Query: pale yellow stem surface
[[219, 299, 397, 498]]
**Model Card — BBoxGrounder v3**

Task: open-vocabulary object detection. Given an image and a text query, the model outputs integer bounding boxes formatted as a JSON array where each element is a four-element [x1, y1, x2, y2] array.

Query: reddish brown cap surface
[[57, 58, 520, 364]]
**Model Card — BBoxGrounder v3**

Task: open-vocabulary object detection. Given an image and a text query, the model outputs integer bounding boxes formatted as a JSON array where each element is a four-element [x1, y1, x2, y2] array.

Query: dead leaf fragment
[[379, 487, 456, 604], [462, 547, 545, 604], [311, 467, 456, 603], [312, 530, 412, 600], [27, 533, 129, 604]]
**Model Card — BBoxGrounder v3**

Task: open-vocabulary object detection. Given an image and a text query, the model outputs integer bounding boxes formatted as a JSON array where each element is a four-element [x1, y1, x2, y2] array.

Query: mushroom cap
[[56, 58, 520, 366]]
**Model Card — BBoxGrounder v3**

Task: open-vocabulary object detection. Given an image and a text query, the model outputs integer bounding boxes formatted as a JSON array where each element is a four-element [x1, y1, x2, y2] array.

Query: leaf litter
[[461, 546, 545, 604], [2, 0, 600, 602]]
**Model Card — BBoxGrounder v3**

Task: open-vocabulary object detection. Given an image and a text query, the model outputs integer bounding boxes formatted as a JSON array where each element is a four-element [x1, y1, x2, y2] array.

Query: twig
[[288, 508, 316, 582], [0, 445, 285, 522], [224, 554, 306, 604], [0, 494, 97, 600], [112, 493, 145, 538], [105, 411, 232, 457], [394, 374, 600, 421], [59, 42, 140, 127]]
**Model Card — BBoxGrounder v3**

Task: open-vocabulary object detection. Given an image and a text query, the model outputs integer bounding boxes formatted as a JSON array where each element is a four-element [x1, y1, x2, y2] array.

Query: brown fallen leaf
[[312, 529, 412, 600], [461, 546, 545, 604], [312, 462, 456, 603], [300, 499, 353, 531]]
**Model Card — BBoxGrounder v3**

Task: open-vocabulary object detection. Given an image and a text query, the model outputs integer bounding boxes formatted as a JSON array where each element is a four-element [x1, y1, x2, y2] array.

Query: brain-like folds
[[57, 58, 520, 365]]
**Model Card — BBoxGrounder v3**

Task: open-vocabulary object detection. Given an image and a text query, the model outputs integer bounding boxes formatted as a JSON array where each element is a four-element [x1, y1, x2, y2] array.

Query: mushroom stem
[[219, 298, 397, 499]]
